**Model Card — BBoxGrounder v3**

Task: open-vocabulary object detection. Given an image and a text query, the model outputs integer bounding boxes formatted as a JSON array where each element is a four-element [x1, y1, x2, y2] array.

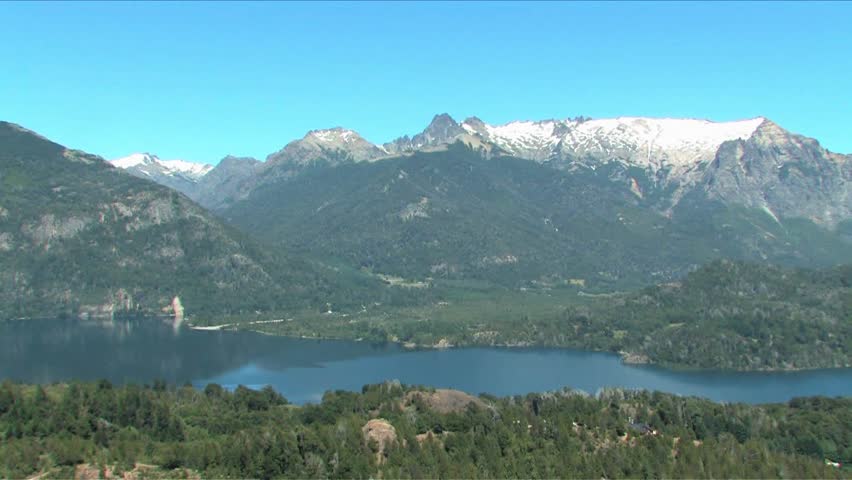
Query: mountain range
[[110, 113, 850, 289], [114, 114, 850, 228], [2, 112, 849, 319]]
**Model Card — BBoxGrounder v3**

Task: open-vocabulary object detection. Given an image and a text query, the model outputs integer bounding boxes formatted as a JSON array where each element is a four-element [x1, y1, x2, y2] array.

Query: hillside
[[106, 114, 850, 289], [223, 142, 850, 290], [562, 261, 852, 370], [0, 122, 385, 320], [245, 261, 851, 371]]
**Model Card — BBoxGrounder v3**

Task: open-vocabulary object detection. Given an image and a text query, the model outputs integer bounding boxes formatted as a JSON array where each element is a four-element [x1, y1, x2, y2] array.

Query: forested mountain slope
[[0, 122, 384, 319], [224, 143, 850, 290]]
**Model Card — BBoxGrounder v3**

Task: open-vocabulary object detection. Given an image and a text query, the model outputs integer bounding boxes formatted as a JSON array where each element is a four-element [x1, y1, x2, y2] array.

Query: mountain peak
[[110, 152, 158, 169], [424, 113, 461, 136], [110, 153, 213, 187], [384, 113, 467, 154], [428, 113, 458, 126], [266, 127, 386, 167], [305, 127, 365, 145]]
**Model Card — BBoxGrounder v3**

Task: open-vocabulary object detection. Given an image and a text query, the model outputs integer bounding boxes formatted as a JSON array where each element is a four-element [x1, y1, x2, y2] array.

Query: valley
[[4, 3, 851, 478], [2, 115, 850, 373]]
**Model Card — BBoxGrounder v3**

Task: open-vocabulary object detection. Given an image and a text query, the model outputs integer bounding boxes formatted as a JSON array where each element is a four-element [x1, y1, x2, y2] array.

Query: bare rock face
[[701, 120, 851, 227], [384, 113, 467, 154], [362, 418, 397, 464]]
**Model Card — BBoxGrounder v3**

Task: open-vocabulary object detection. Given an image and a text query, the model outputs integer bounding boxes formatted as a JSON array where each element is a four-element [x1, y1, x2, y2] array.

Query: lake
[[2, 317, 851, 404]]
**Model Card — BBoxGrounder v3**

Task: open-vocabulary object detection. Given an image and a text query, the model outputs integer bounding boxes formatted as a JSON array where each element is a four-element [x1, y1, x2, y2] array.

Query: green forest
[[1, 381, 849, 479], [232, 260, 852, 371]]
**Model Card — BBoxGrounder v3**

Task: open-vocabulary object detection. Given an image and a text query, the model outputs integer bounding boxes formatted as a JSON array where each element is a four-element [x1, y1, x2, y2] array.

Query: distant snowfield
[[461, 116, 765, 169], [110, 153, 213, 180], [567, 117, 765, 156]]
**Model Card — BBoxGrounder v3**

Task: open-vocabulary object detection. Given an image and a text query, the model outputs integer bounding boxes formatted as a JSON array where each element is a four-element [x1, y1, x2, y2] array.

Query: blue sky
[[1, 1, 850, 164]]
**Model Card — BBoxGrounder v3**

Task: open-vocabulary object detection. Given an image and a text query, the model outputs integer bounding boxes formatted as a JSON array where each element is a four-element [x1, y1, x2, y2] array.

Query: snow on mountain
[[110, 153, 213, 181], [110, 152, 156, 169], [157, 159, 215, 179], [107, 115, 847, 227], [107, 116, 773, 186], [559, 117, 765, 169], [482, 120, 561, 148], [308, 128, 359, 145], [265, 127, 388, 167], [457, 116, 766, 172]]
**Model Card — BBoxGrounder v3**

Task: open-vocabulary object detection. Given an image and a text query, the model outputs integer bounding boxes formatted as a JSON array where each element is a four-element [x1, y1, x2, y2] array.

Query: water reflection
[[0, 317, 399, 385], [2, 318, 851, 405]]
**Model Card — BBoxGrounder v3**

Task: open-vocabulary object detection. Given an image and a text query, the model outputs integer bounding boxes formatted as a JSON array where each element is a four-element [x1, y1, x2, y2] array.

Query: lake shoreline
[[4, 318, 852, 405], [194, 321, 850, 374]]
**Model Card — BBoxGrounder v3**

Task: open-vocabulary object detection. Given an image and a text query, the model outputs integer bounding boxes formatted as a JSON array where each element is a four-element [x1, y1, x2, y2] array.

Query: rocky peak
[[748, 118, 825, 153], [266, 127, 386, 168], [701, 119, 851, 227], [305, 127, 363, 145], [422, 113, 464, 140], [461, 116, 487, 134], [384, 113, 467, 154]]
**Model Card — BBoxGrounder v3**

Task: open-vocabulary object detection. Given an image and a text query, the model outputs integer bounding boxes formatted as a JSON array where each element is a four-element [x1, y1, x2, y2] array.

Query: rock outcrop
[[403, 389, 487, 414], [362, 418, 397, 464]]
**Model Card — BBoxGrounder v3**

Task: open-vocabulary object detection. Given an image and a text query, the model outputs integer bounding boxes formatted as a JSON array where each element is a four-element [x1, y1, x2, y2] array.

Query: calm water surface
[[2, 317, 851, 404]]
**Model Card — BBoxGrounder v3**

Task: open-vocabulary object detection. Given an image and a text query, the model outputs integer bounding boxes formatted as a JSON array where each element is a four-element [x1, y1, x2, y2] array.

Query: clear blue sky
[[1, 1, 850, 164]]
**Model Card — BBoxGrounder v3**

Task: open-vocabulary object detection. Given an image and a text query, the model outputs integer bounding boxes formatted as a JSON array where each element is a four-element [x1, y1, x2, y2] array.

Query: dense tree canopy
[[1, 381, 849, 479]]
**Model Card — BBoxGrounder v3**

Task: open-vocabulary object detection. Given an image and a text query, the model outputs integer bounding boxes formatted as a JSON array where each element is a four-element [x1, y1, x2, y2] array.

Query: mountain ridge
[[223, 142, 851, 291], [108, 113, 850, 228]]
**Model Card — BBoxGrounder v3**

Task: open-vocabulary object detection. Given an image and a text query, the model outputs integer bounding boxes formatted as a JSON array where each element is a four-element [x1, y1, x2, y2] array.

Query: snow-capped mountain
[[110, 153, 213, 197], [111, 153, 213, 180], [464, 116, 764, 170], [108, 114, 850, 228], [384, 113, 767, 173], [382, 114, 850, 226], [462, 115, 769, 210]]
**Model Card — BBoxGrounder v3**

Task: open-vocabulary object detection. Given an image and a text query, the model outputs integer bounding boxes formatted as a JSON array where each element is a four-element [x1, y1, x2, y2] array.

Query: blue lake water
[[2, 317, 851, 405]]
